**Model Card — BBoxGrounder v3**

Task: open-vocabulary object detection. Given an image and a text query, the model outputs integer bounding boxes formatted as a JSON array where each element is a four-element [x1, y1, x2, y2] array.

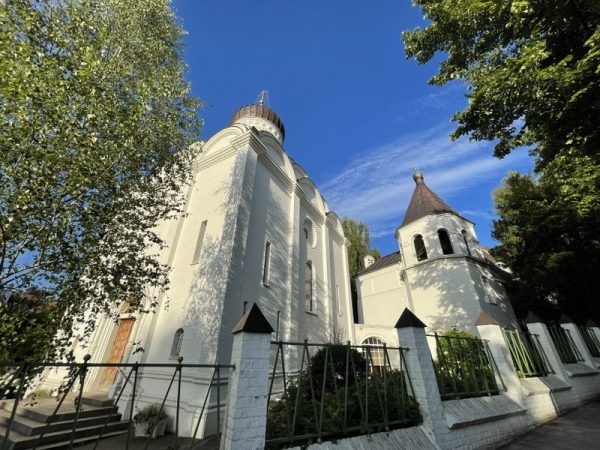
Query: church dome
[[230, 92, 285, 142], [400, 171, 460, 227]]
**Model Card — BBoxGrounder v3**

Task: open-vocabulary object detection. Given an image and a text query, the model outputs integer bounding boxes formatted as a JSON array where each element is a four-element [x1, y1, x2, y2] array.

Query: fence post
[[475, 312, 524, 404], [220, 303, 273, 450], [524, 312, 568, 382], [395, 308, 447, 448], [559, 315, 597, 368]]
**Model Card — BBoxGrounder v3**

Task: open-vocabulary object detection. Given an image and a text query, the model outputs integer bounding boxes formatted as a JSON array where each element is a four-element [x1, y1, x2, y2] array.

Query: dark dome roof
[[400, 171, 460, 227], [229, 103, 286, 140]]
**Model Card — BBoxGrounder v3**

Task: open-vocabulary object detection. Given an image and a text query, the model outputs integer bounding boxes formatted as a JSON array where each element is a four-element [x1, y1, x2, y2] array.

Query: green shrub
[[266, 345, 422, 448], [133, 403, 168, 434]]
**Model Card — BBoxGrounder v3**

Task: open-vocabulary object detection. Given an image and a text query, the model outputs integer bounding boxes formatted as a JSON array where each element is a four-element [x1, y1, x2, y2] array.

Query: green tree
[[341, 218, 380, 278], [0, 0, 201, 360], [403, 0, 600, 167], [492, 158, 600, 322]]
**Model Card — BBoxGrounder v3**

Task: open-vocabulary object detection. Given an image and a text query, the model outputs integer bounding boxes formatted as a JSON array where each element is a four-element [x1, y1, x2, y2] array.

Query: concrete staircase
[[0, 395, 129, 449]]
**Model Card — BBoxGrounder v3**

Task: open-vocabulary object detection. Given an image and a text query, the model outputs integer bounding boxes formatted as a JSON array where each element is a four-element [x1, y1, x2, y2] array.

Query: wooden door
[[97, 318, 135, 392]]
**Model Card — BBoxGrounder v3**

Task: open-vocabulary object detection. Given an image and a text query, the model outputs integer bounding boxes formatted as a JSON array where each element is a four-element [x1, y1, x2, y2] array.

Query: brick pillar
[[524, 312, 568, 382], [559, 315, 597, 368], [475, 312, 525, 404], [395, 308, 447, 448], [220, 303, 273, 450]]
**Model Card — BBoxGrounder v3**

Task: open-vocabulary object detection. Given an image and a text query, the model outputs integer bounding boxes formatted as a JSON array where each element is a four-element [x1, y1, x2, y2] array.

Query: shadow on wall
[[182, 156, 243, 365]]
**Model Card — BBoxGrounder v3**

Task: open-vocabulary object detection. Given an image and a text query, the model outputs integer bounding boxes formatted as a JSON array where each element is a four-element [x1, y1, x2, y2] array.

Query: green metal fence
[[265, 340, 422, 448], [429, 333, 501, 401], [579, 326, 600, 358], [502, 329, 553, 378], [547, 325, 584, 364]]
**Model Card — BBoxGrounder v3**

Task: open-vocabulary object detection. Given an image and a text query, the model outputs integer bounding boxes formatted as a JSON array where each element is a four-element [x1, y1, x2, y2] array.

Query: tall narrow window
[[462, 230, 471, 256], [262, 241, 272, 286], [305, 261, 314, 312], [438, 229, 454, 255], [170, 328, 184, 358], [414, 235, 427, 261], [336, 284, 341, 316], [192, 221, 208, 265]]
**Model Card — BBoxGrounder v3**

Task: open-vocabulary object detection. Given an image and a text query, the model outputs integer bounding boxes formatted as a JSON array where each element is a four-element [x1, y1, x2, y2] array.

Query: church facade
[[46, 96, 519, 437]]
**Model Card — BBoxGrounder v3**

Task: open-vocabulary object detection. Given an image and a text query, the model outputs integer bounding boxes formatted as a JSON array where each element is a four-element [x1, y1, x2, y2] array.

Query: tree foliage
[[0, 0, 201, 360], [341, 218, 380, 278], [492, 158, 600, 322], [403, 0, 600, 166], [404, 1, 600, 322]]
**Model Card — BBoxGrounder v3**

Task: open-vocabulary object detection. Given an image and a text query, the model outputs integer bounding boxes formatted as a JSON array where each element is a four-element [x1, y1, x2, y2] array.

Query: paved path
[[501, 398, 600, 450]]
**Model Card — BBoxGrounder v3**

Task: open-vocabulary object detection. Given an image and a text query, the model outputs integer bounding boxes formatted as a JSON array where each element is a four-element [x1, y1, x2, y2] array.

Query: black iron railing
[[429, 333, 502, 400], [547, 325, 584, 364], [0, 358, 233, 450], [265, 340, 421, 448], [502, 329, 553, 378]]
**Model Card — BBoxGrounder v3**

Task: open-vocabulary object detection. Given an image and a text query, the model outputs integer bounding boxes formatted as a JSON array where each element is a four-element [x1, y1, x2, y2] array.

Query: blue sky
[[172, 0, 533, 256]]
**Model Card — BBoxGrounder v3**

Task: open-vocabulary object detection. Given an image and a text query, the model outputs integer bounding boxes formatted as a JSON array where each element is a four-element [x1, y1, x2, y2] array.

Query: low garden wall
[[218, 305, 600, 450]]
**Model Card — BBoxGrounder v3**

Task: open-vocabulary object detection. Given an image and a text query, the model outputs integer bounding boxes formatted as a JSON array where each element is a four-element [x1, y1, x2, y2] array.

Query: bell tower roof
[[400, 171, 460, 227], [230, 90, 286, 141]]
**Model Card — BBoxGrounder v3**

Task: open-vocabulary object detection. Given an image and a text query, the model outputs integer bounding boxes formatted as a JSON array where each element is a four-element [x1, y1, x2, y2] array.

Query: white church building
[[49, 95, 519, 437], [354, 170, 519, 351]]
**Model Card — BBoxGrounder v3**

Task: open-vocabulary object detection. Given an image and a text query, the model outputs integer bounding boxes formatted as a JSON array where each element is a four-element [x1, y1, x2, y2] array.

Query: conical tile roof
[[400, 171, 459, 227]]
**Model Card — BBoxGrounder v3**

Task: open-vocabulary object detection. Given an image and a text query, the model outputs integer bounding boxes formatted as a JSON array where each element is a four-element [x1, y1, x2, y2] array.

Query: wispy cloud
[[319, 124, 532, 242]]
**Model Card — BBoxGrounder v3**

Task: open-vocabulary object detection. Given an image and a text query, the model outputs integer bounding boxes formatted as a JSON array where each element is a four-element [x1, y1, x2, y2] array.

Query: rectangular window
[[191, 220, 208, 265], [336, 284, 341, 316], [262, 241, 272, 286]]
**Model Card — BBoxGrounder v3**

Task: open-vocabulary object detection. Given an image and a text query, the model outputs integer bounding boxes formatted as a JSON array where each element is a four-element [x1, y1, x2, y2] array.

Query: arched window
[[462, 230, 471, 256], [362, 337, 386, 373], [303, 218, 317, 248], [305, 261, 314, 312], [438, 229, 454, 255], [414, 235, 427, 261], [170, 328, 184, 359]]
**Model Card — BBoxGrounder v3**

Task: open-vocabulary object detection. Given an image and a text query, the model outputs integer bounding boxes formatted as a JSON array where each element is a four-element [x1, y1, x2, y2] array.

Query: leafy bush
[[266, 345, 422, 448], [433, 329, 498, 399]]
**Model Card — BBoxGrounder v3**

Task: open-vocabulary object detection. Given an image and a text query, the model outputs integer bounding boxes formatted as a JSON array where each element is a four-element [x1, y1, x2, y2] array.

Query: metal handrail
[[0, 358, 234, 450]]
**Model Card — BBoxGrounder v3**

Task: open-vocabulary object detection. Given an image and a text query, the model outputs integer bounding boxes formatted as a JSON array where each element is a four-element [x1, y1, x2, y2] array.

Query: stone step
[[81, 395, 113, 408], [1, 401, 116, 424], [0, 409, 122, 436], [35, 429, 128, 450], [0, 420, 130, 450]]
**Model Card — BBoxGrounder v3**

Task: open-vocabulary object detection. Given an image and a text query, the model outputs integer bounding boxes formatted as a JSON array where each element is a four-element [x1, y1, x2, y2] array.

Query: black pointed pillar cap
[[395, 308, 426, 328], [231, 303, 274, 334], [586, 319, 599, 328], [559, 314, 575, 324], [475, 311, 500, 326], [524, 311, 543, 324]]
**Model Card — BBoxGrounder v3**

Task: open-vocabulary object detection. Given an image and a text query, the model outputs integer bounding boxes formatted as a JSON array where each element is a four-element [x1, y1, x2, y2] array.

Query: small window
[[462, 230, 471, 256], [192, 221, 208, 265], [362, 337, 386, 373], [262, 241, 272, 286], [438, 229, 454, 255], [170, 328, 184, 358], [336, 284, 341, 316], [414, 235, 427, 261], [305, 261, 314, 312], [303, 218, 317, 248]]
